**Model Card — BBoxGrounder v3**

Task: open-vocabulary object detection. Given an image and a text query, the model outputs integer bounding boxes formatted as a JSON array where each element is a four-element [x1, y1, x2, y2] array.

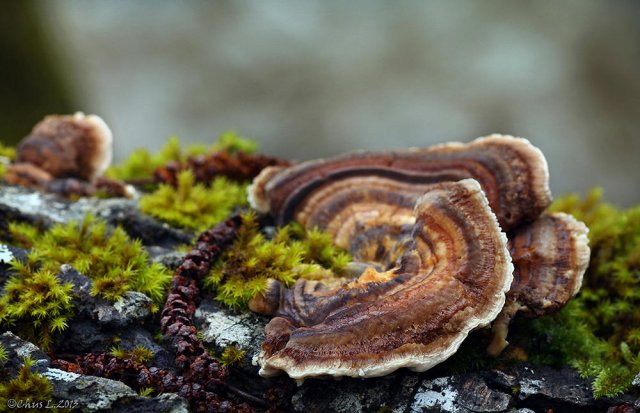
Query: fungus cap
[[254, 179, 513, 379], [487, 212, 590, 355], [16, 112, 113, 181], [249, 134, 551, 231]]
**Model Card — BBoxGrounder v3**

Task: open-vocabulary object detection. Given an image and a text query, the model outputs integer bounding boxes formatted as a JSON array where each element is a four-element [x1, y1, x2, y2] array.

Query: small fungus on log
[[4, 112, 134, 197], [14, 112, 113, 181], [247, 135, 590, 379]]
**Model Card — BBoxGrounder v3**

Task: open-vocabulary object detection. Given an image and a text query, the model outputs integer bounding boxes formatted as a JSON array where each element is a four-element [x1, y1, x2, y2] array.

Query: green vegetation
[[211, 130, 257, 154], [0, 343, 8, 365], [8, 215, 172, 303], [0, 357, 55, 412], [524, 189, 640, 397], [105, 132, 257, 181], [204, 212, 350, 309], [0, 143, 15, 160], [139, 170, 248, 232], [0, 262, 74, 350], [219, 345, 246, 367], [138, 387, 154, 397], [105, 136, 200, 181], [0, 143, 15, 180], [110, 345, 154, 365]]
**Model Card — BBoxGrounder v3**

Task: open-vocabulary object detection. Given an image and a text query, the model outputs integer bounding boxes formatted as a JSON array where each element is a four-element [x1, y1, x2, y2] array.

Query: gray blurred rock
[[43, 368, 137, 412], [109, 393, 189, 413], [0, 331, 51, 377], [194, 297, 268, 372], [633, 373, 640, 387], [292, 375, 398, 413], [148, 245, 187, 270]]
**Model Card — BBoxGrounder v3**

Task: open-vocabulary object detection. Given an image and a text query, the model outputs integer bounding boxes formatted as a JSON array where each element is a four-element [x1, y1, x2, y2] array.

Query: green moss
[[0, 143, 15, 180], [0, 143, 16, 160], [105, 132, 258, 181], [0, 343, 8, 365], [138, 387, 154, 397], [139, 170, 248, 232], [0, 261, 74, 350], [211, 130, 257, 154], [521, 189, 640, 397], [110, 345, 154, 365], [7, 215, 172, 304], [204, 212, 351, 309], [105, 136, 185, 181], [0, 357, 55, 412], [219, 345, 246, 367]]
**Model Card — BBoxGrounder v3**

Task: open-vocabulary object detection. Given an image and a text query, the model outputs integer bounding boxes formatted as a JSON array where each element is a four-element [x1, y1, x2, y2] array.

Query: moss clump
[[7, 215, 172, 303], [0, 262, 74, 350], [110, 345, 154, 365], [211, 130, 257, 154], [523, 189, 640, 397], [139, 170, 247, 232], [104, 136, 197, 181], [219, 345, 246, 367], [204, 212, 351, 309], [0, 143, 16, 160], [105, 132, 257, 181], [0, 357, 55, 413]]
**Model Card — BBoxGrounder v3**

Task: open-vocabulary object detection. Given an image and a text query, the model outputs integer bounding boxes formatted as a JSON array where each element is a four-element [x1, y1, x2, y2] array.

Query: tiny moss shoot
[[204, 212, 351, 309], [0, 358, 55, 413], [219, 345, 246, 367], [522, 189, 640, 397], [139, 170, 248, 232], [0, 343, 8, 365], [138, 387, 154, 397], [110, 345, 154, 365]]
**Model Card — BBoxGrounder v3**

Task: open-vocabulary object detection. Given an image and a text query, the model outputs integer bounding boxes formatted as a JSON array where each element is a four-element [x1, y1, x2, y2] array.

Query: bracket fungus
[[4, 112, 132, 197], [13, 112, 113, 181], [247, 134, 590, 379]]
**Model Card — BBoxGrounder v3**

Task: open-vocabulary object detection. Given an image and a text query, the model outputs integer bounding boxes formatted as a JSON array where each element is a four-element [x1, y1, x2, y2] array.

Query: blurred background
[[1, 1, 639, 205]]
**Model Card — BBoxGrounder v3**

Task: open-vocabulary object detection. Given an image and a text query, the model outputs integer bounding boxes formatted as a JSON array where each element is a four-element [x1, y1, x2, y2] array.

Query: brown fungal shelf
[[250, 134, 552, 231], [248, 134, 590, 380], [254, 179, 513, 379]]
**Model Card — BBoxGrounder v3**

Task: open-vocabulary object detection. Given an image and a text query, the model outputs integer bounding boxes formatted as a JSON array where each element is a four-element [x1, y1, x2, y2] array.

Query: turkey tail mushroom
[[249, 134, 552, 231], [254, 179, 513, 379], [248, 134, 590, 378], [487, 212, 590, 356]]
